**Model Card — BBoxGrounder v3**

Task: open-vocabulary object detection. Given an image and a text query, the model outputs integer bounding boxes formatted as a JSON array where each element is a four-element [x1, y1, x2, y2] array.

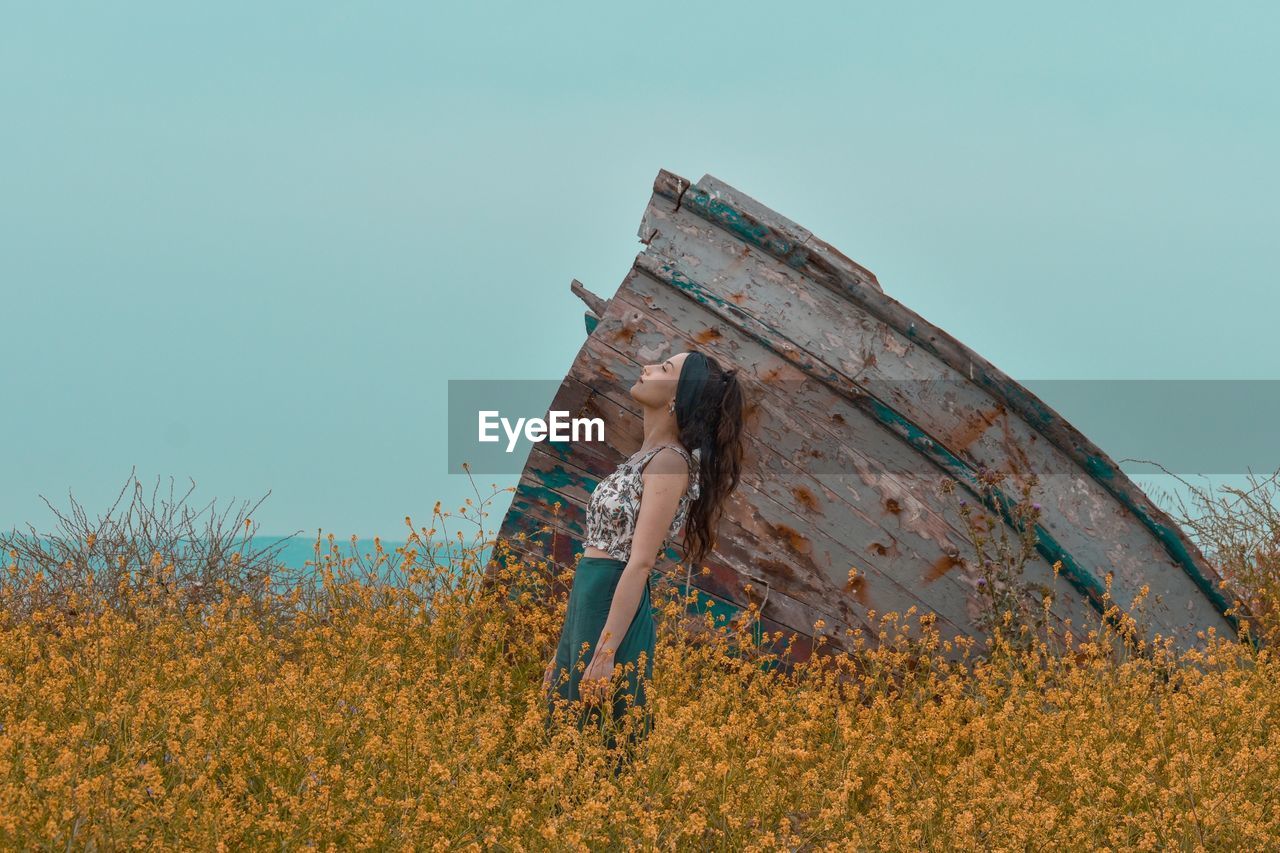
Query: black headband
[[673, 350, 711, 434]]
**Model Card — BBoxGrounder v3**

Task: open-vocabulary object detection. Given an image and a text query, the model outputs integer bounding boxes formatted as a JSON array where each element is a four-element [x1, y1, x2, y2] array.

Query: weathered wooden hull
[[491, 168, 1239, 663]]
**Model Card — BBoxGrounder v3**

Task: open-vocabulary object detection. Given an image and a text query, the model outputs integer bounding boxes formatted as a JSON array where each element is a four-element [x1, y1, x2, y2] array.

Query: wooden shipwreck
[[489, 168, 1239, 663]]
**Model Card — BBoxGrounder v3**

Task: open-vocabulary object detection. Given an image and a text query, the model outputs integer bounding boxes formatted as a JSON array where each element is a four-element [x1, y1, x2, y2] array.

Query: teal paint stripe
[[1084, 454, 1244, 642], [683, 188, 809, 268], [859, 397, 1109, 608], [510, 484, 587, 538], [530, 461, 597, 495]]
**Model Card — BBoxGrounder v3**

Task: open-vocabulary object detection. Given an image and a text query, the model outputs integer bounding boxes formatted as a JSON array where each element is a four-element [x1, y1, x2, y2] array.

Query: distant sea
[[246, 535, 490, 572], [2, 534, 495, 580]]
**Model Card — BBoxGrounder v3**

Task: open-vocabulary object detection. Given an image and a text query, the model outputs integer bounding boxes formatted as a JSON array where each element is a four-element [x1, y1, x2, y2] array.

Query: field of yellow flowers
[[2, 481, 1279, 850]]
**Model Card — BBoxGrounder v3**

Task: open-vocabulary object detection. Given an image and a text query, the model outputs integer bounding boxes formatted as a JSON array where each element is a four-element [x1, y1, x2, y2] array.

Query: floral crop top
[[582, 443, 701, 562]]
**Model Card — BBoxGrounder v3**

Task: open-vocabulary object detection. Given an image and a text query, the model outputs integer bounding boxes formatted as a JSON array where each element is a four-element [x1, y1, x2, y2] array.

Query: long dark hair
[[673, 350, 746, 570]]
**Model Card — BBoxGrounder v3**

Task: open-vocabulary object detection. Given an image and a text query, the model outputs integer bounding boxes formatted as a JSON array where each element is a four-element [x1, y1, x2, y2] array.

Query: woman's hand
[[541, 659, 556, 698], [579, 649, 617, 706]]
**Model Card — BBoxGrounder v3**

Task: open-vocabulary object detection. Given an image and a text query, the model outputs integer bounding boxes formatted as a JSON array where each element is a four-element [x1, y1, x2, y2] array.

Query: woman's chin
[[629, 386, 657, 408]]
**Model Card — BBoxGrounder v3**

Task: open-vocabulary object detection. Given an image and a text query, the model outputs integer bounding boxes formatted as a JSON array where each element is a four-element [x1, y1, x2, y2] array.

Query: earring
[[668, 400, 675, 413]]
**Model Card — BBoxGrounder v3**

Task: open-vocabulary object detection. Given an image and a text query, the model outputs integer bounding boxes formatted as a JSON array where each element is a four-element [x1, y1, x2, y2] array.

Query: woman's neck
[[638, 413, 682, 455]]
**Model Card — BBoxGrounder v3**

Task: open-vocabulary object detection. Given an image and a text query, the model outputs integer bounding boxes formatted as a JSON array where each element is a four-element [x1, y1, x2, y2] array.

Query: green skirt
[[544, 556, 656, 752]]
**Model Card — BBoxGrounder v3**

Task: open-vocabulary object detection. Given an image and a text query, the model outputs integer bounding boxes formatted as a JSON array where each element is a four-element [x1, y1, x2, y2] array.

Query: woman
[[541, 347, 746, 756]]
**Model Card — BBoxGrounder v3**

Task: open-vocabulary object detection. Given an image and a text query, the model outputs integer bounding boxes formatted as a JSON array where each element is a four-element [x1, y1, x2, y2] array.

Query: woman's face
[[630, 351, 690, 411]]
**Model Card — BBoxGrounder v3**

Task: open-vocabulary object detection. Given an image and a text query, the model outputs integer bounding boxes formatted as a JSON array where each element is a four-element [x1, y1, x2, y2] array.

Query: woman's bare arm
[[592, 448, 689, 661]]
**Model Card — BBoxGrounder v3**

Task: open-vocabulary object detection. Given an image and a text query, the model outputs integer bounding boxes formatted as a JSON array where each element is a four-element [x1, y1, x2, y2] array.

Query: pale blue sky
[[3, 1, 1277, 539]]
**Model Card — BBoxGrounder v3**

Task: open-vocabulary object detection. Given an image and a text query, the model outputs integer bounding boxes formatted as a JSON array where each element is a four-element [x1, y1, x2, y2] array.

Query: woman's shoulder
[[639, 444, 694, 477]]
